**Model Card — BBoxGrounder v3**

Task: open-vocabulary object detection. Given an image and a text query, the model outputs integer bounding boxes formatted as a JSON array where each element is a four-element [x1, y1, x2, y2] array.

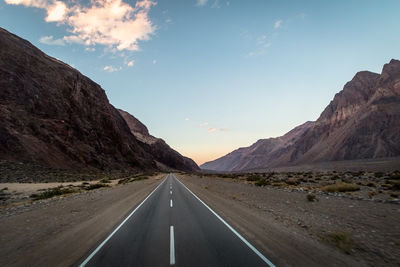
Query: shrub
[[286, 178, 300, 186], [31, 186, 76, 200], [323, 232, 354, 254], [307, 193, 318, 202], [85, 183, 109, 190], [255, 179, 270, 187], [321, 183, 360, 193], [99, 178, 111, 184]]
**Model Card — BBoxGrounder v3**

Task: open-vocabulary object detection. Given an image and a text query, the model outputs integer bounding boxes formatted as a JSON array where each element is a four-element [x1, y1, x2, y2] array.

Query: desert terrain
[[1, 171, 399, 266]]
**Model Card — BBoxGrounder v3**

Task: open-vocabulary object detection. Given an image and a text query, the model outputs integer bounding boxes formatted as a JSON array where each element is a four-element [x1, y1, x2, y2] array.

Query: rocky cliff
[[0, 27, 199, 172], [202, 59, 400, 171]]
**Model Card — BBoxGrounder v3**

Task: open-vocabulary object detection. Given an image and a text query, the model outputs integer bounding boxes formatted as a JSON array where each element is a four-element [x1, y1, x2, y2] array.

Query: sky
[[1, 0, 399, 165]]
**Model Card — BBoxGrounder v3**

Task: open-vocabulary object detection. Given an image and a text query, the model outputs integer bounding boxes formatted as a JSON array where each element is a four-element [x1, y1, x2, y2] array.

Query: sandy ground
[[0, 175, 163, 267], [177, 174, 400, 267]]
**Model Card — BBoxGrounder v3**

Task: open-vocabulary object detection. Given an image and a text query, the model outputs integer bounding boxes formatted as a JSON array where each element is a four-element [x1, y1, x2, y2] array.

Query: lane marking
[[79, 176, 167, 267], [170, 199, 173, 208], [170, 226, 175, 265], [170, 190, 172, 195], [174, 175, 275, 267]]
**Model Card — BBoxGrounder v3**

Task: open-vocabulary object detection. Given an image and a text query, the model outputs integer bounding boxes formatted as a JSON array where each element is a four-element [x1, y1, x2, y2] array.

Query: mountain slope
[[202, 59, 400, 171], [118, 109, 199, 172], [0, 27, 198, 172]]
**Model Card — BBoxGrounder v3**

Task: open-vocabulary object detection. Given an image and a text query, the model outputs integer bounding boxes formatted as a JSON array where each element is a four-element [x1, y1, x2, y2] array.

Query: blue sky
[[1, 0, 399, 165]]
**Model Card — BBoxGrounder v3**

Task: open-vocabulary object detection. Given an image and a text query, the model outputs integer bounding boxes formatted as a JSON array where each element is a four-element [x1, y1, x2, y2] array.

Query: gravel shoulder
[[0, 175, 163, 267], [177, 173, 400, 267]]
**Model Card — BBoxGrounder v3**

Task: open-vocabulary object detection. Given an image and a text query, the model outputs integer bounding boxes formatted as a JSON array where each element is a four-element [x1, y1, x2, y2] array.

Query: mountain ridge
[[201, 59, 400, 172], [0, 27, 199, 173]]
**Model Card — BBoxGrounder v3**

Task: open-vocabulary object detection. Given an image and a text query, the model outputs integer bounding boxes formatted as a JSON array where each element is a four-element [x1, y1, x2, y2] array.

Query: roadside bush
[[255, 179, 270, 187], [85, 183, 109, 190], [307, 193, 318, 202], [321, 183, 360, 193], [323, 232, 354, 254], [99, 178, 111, 183], [286, 178, 300, 186], [30, 186, 76, 200]]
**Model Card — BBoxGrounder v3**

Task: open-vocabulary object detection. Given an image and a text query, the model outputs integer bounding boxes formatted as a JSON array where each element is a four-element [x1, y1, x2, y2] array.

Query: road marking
[[170, 226, 175, 265], [170, 199, 173, 208], [174, 176, 275, 267], [79, 176, 167, 267], [170, 190, 172, 195]]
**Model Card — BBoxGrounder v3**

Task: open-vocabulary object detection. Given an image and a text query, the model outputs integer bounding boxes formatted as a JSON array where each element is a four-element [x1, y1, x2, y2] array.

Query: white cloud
[[39, 35, 65, 46], [165, 18, 172, 23], [274, 19, 282, 29], [152, 59, 157, 64], [185, 118, 190, 121], [127, 60, 134, 67], [45, 1, 67, 22], [85, 47, 96, 52], [5, 0, 157, 52], [196, 0, 208, 6], [200, 122, 208, 127], [103, 65, 119, 72], [208, 127, 217, 133]]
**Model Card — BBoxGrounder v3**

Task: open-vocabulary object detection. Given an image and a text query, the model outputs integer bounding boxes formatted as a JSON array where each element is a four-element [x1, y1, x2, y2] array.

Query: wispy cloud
[[246, 34, 271, 57], [103, 65, 119, 72], [185, 118, 190, 121], [39, 35, 65, 46], [211, 0, 220, 8], [208, 127, 217, 133], [152, 59, 157, 64], [6, 0, 157, 52], [196, 0, 208, 6], [127, 60, 134, 67], [274, 19, 282, 29], [200, 122, 209, 127]]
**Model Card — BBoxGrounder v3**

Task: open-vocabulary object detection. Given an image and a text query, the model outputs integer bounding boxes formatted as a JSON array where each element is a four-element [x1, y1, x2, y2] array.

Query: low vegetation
[[199, 170, 400, 202], [84, 183, 109, 191], [30, 186, 77, 200], [321, 183, 360, 193], [323, 232, 354, 254], [307, 193, 318, 202], [118, 175, 149, 184]]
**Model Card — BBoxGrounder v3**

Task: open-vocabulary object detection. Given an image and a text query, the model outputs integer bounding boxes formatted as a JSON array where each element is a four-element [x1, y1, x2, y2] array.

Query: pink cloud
[[208, 127, 217, 133]]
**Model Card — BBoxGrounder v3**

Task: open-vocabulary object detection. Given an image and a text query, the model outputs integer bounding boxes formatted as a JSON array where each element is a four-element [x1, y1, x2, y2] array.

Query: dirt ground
[[177, 173, 400, 267], [0, 175, 163, 267]]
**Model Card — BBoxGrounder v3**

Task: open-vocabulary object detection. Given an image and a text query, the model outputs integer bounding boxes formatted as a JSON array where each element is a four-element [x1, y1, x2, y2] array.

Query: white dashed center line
[[170, 226, 175, 265]]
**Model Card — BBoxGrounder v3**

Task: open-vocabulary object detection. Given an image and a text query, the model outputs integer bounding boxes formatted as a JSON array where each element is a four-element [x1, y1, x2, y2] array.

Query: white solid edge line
[[79, 176, 167, 267], [174, 175, 275, 267], [170, 226, 176, 265]]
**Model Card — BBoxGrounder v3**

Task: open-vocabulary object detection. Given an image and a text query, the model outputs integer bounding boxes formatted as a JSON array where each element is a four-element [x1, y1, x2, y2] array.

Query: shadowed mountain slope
[[0, 27, 198, 173]]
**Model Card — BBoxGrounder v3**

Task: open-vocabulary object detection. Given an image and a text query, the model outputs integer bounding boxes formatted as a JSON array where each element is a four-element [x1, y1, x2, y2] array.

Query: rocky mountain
[[202, 59, 400, 172], [0, 27, 199, 172], [118, 109, 199, 171]]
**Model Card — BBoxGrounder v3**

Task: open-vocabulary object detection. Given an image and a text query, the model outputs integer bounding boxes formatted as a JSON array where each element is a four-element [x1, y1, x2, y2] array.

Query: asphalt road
[[78, 174, 274, 267]]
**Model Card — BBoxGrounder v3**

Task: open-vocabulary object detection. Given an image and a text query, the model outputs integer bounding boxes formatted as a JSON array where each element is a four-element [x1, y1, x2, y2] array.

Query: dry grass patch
[[323, 232, 354, 254], [321, 182, 360, 193]]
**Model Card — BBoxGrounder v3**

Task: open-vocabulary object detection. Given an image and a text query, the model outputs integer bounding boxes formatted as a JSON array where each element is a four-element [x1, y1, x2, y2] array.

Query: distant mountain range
[[202, 59, 400, 172], [0, 27, 199, 172]]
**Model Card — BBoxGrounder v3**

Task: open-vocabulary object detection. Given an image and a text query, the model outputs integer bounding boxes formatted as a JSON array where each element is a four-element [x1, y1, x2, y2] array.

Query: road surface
[[78, 174, 274, 267]]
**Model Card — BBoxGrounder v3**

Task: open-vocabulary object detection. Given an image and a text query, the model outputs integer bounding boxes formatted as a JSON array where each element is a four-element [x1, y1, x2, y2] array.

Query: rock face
[[0, 27, 199, 172], [202, 60, 400, 172], [118, 109, 199, 172]]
